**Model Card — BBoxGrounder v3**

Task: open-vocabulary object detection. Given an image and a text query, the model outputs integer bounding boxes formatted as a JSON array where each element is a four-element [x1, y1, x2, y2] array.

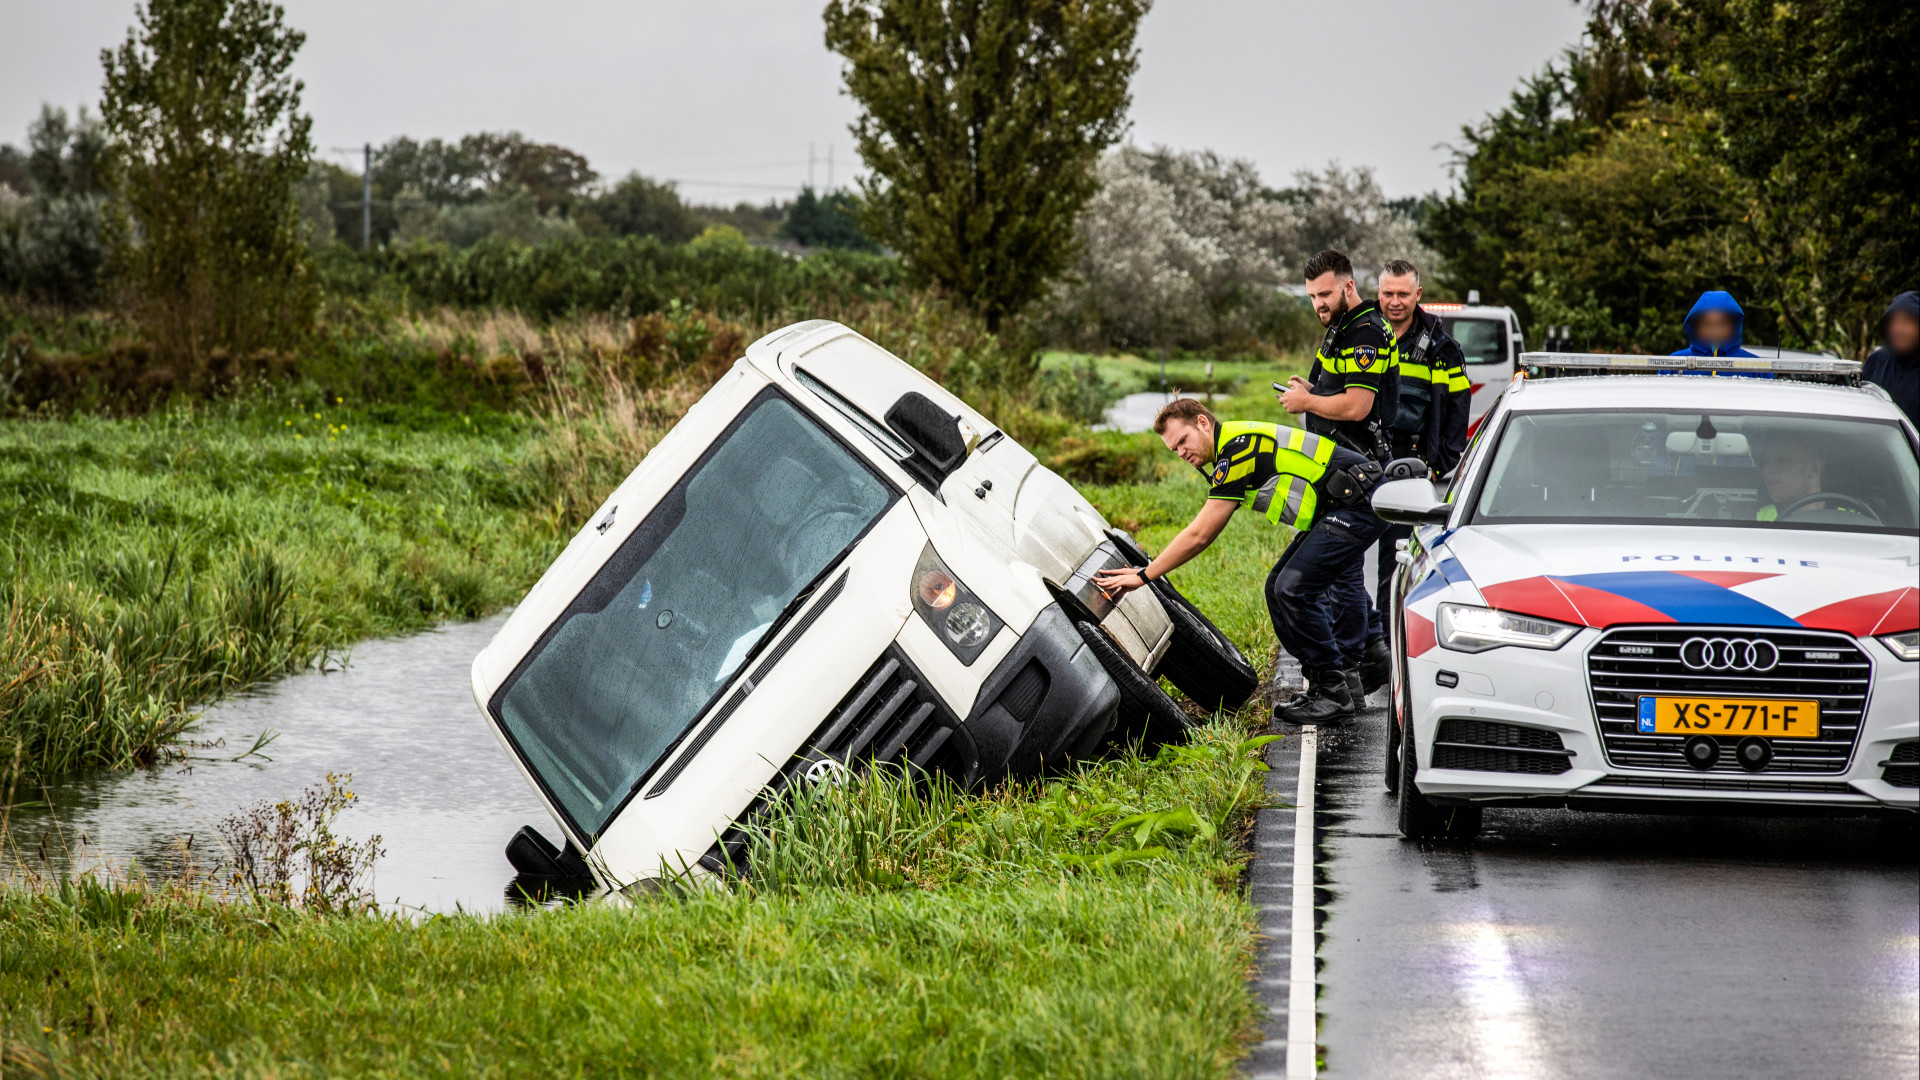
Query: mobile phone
[[1272, 381, 1286, 392]]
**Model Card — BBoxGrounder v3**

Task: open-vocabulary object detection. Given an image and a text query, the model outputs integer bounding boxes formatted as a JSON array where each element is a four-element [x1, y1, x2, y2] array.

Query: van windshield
[[1471, 409, 1920, 534], [493, 392, 896, 839], [1441, 317, 1508, 365]]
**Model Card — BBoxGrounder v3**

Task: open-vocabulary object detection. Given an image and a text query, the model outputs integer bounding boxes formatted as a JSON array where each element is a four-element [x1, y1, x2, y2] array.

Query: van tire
[[1107, 531, 1257, 711], [1073, 618, 1191, 750]]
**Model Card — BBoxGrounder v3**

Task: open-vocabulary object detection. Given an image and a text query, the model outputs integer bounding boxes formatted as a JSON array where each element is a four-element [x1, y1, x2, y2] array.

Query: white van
[[471, 320, 1257, 888], [1423, 302, 1525, 433]]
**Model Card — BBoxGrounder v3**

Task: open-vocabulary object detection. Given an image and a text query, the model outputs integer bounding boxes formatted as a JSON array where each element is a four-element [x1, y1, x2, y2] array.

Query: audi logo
[[1680, 636, 1779, 672]]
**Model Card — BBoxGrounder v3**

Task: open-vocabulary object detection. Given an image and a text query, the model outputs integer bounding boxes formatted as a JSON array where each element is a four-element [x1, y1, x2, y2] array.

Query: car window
[[1442, 317, 1508, 365], [1471, 409, 1920, 533], [493, 392, 897, 838]]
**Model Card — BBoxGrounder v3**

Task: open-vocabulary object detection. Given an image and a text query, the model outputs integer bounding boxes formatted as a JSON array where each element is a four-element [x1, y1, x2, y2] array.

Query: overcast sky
[[3, 0, 1589, 203]]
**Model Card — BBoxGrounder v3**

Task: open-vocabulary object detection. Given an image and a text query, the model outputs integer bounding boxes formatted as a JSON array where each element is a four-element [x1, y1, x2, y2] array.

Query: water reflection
[[2, 613, 555, 915]]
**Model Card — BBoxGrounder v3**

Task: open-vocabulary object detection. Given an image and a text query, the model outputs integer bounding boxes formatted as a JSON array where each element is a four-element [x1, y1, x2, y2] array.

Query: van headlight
[[1879, 630, 1919, 662], [910, 544, 1001, 663], [1436, 602, 1579, 653]]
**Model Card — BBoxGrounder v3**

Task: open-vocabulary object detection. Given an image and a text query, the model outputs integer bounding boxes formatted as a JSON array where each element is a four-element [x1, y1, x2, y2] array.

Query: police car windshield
[[492, 392, 896, 839], [1471, 409, 1920, 534]]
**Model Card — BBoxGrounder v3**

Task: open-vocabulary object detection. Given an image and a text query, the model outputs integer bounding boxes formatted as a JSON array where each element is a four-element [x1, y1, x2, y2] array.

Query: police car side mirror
[[1371, 478, 1452, 527]]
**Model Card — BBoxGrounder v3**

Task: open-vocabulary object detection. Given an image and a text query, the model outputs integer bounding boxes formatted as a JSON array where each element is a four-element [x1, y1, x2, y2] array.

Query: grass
[[0, 341, 1324, 1078], [0, 381, 673, 785]]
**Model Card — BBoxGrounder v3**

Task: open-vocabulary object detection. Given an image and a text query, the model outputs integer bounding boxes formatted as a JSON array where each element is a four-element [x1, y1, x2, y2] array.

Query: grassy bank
[[0, 384, 669, 784], [2, 710, 1279, 1079]]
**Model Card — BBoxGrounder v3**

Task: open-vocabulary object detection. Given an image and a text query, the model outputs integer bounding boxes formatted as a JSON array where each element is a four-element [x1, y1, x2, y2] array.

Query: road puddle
[[1, 613, 554, 914]]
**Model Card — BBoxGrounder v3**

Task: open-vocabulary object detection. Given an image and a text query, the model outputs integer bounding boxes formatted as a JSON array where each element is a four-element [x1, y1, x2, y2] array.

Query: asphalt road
[[1309, 703, 1920, 1080]]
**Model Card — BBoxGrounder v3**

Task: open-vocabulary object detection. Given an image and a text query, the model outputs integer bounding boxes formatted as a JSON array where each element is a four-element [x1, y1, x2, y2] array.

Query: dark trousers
[[1265, 506, 1389, 673], [1367, 522, 1414, 641]]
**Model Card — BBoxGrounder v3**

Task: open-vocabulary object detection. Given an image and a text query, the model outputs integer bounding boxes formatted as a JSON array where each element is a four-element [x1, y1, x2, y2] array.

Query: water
[[1096, 390, 1198, 433], [1, 613, 557, 914]]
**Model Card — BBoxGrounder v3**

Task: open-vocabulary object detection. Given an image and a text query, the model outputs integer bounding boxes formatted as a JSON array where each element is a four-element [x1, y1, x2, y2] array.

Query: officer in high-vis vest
[[1363, 259, 1471, 694], [1093, 398, 1388, 725]]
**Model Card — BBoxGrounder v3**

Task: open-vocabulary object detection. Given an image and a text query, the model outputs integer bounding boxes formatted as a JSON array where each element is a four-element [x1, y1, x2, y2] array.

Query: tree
[[1626, 0, 1920, 353], [777, 187, 878, 251], [0, 106, 114, 306], [101, 0, 315, 369], [580, 173, 702, 243], [823, 0, 1147, 329]]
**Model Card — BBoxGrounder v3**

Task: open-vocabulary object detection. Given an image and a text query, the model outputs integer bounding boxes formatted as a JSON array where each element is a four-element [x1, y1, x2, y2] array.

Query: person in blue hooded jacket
[[1672, 290, 1758, 358]]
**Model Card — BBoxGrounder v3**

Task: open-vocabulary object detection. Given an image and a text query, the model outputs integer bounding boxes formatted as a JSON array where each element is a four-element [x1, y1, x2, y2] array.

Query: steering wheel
[[1777, 491, 1881, 523]]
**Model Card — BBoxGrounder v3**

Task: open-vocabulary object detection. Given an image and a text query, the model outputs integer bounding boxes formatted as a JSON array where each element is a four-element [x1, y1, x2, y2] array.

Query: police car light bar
[[1520, 352, 1862, 385]]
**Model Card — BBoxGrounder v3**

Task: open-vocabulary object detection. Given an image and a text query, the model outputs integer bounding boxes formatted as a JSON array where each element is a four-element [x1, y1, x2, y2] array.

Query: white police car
[[1372, 353, 1919, 839], [469, 321, 1256, 889]]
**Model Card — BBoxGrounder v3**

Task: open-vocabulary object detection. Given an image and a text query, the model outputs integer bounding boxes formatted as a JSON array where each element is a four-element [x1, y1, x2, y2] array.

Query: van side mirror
[[885, 391, 969, 487], [1371, 477, 1452, 526]]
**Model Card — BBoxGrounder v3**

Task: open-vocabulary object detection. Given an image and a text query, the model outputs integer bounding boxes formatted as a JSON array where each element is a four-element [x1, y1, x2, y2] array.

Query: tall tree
[[823, 0, 1147, 329], [101, 0, 314, 369], [1626, 0, 1920, 352]]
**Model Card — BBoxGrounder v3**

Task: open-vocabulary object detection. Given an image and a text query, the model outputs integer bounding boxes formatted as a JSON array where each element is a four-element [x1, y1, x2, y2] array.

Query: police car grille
[[1431, 718, 1573, 775], [1586, 627, 1870, 775], [699, 646, 963, 878], [1882, 741, 1919, 789]]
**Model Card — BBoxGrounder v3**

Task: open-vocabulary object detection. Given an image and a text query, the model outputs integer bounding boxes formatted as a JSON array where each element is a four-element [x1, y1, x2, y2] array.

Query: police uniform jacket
[[1201, 420, 1372, 533], [1387, 306, 1471, 476], [1305, 298, 1399, 460]]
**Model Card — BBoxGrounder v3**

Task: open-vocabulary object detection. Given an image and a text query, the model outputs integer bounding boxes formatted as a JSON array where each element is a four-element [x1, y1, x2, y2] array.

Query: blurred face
[[1306, 271, 1357, 327], [1693, 310, 1736, 346], [1887, 310, 1919, 354], [1160, 416, 1215, 466], [1763, 444, 1823, 505], [1378, 272, 1422, 329]]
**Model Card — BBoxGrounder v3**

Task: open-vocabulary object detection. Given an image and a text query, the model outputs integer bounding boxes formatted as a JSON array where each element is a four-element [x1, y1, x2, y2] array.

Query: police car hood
[[1430, 523, 1918, 636]]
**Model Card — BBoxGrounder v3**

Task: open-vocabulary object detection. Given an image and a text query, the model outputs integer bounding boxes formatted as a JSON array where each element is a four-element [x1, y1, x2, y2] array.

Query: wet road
[[2, 614, 551, 914], [1310, 706, 1920, 1080]]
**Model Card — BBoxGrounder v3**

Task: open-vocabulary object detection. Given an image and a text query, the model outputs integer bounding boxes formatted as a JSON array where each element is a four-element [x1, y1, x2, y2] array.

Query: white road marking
[[1287, 724, 1318, 1080]]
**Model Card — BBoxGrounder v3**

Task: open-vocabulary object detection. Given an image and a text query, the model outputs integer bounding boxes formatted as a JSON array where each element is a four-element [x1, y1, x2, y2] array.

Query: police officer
[[1092, 398, 1387, 725], [1362, 259, 1470, 693], [1278, 248, 1400, 462]]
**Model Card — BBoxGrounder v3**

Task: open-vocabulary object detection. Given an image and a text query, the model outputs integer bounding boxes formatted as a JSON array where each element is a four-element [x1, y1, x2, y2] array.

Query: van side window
[[797, 368, 913, 460]]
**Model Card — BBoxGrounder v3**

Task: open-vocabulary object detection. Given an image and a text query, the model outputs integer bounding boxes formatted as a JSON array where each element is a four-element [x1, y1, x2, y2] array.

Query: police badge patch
[[1353, 344, 1377, 370], [1210, 461, 1227, 485]]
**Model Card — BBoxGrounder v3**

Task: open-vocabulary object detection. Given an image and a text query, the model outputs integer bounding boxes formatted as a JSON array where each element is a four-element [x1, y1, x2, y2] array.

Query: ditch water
[[1097, 390, 1198, 434], [1, 612, 557, 914]]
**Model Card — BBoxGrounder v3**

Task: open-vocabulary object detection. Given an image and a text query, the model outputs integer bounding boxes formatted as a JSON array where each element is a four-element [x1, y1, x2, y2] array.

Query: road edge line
[[1286, 724, 1317, 1079]]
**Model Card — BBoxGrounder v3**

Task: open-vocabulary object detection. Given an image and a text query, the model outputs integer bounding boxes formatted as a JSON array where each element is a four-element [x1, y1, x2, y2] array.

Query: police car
[[470, 321, 1256, 888], [1372, 352, 1919, 839]]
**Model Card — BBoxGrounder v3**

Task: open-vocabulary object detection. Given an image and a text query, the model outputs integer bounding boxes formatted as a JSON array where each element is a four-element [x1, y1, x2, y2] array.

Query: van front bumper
[[955, 602, 1122, 783]]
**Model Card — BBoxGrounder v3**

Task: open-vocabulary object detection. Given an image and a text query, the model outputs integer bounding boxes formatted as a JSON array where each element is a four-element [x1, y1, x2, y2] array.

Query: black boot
[[1359, 634, 1391, 695], [1346, 668, 1367, 706], [1274, 667, 1357, 724]]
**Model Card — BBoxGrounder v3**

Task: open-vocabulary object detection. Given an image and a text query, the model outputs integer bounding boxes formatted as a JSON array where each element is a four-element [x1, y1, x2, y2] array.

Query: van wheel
[[1072, 619, 1191, 750], [1396, 725, 1482, 841], [1108, 531, 1257, 711]]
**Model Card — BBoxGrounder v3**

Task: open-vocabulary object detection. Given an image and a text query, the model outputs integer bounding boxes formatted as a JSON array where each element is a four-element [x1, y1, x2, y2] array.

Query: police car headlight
[[1436, 603, 1579, 653], [1878, 630, 1919, 662], [910, 544, 1001, 663]]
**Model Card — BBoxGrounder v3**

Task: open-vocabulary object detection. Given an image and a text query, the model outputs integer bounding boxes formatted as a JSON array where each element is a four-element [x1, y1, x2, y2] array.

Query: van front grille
[[1587, 627, 1870, 775], [699, 646, 962, 877]]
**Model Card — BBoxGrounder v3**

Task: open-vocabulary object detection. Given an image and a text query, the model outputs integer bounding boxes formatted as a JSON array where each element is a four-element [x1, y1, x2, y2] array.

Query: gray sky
[[3, 0, 1589, 202]]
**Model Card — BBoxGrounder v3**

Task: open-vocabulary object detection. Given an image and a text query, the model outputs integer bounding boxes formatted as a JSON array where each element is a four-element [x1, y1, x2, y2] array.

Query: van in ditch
[[470, 320, 1257, 889]]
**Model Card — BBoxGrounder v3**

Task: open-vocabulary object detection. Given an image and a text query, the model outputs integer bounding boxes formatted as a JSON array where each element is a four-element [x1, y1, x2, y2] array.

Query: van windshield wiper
[[730, 548, 854, 683]]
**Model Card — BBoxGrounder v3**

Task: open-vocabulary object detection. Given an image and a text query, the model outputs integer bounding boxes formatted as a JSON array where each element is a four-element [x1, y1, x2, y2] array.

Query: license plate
[[1636, 696, 1820, 739]]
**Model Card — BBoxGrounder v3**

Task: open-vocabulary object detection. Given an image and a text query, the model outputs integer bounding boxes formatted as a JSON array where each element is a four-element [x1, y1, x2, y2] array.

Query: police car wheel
[[1072, 618, 1191, 750], [1385, 614, 1408, 794], [1106, 530, 1258, 711], [1396, 723, 1482, 842]]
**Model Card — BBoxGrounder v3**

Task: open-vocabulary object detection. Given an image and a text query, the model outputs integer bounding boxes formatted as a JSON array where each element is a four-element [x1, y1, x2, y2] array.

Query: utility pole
[[808, 143, 816, 191], [827, 144, 834, 193], [361, 142, 373, 250]]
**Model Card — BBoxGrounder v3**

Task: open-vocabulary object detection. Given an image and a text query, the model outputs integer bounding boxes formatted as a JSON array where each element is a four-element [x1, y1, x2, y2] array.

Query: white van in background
[[1423, 299, 1525, 433]]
